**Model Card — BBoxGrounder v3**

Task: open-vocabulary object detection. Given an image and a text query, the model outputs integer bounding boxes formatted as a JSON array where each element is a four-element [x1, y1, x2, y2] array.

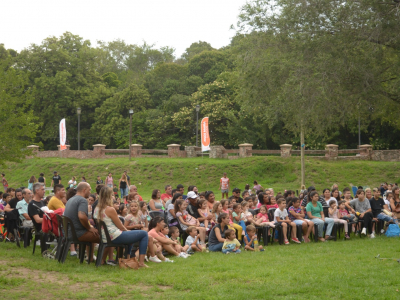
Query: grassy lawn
[[1, 234, 400, 299], [2, 157, 400, 199]]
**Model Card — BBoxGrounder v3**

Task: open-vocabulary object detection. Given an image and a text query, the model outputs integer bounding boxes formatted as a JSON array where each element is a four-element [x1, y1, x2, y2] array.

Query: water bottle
[[254, 235, 259, 252]]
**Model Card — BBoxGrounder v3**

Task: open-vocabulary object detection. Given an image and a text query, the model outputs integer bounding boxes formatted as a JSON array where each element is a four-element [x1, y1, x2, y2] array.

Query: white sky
[[1, 0, 248, 57]]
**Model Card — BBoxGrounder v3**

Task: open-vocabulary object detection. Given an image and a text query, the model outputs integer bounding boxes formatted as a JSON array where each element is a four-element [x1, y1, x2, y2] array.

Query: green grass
[[2, 157, 400, 199], [1, 235, 400, 299]]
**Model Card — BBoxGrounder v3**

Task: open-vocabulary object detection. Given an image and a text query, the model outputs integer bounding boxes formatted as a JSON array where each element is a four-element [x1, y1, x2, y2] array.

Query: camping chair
[[95, 219, 130, 267], [249, 208, 271, 246], [60, 216, 93, 264]]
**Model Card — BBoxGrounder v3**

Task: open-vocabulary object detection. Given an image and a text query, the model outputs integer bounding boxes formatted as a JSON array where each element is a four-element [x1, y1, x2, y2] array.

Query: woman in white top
[[94, 186, 148, 268]]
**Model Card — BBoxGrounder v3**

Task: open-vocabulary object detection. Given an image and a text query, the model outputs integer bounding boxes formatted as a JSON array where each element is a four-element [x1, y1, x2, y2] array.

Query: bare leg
[[282, 222, 288, 240], [162, 244, 179, 256], [197, 227, 206, 243]]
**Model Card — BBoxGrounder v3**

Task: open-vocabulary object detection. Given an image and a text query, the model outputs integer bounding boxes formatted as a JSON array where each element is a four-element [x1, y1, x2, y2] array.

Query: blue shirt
[[16, 199, 29, 221]]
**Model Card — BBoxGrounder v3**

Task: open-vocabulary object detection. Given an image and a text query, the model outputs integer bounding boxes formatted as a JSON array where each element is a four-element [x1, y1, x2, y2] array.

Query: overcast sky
[[1, 0, 248, 57]]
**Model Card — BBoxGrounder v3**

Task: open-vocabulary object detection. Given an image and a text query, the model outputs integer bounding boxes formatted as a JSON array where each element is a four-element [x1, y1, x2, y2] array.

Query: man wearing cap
[[301, 186, 328, 207], [186, 191, 201, 219], [51, 171, 62, 188], [229, 188, 243, 204]]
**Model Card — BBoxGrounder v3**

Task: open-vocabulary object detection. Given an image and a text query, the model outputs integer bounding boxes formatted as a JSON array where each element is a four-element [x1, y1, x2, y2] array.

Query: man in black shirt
[[229, 188, 244, 204], [370, 188, 397, 234], [28, 183, 46, 233], [51, 171, 62, 187], [96, 176, 103, 187], [186, 191, 200, 219]]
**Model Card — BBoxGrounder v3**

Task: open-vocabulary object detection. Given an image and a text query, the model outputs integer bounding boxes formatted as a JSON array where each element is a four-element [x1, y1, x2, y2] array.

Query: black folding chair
[[60, 216, 92, 264], [95, 219, 129, 267]]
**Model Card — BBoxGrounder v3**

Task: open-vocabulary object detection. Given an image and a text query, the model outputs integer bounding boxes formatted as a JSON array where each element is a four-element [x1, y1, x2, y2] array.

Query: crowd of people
[[0, 171, 399, 267]]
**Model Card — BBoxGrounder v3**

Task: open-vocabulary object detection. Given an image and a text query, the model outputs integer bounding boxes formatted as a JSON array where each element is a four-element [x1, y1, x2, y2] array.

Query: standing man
[[124, 171, 131, 196], [16, 189, 33, 228], [51, 171, 62, 188], [2, 174, 8, 192], [28, 183, 46, 233], [96, 176, 103, 187], [161, 185, 173, 202]]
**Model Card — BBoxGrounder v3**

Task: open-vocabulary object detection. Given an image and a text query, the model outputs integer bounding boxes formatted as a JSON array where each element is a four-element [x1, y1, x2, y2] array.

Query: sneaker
[[381, 229, 385, 234], [148, 256, 162, 263], [106, 260, 117, 266], [291, 237, 301, 244], [164, 258, 174, 263], [70, 251, 77, 257], [361, 228, 367, 235], [260, 249, 265, 252], [36, 241, 41, 246], [284, 239, 289, 245], [225, 252, 230, 254], [178, 252, 188, 258], [370, 232, 376, 239], [326, 236, 336, 241], [355, 230, 360, 236], [144, 255, 149, 262], [345, 233, 350, 240]]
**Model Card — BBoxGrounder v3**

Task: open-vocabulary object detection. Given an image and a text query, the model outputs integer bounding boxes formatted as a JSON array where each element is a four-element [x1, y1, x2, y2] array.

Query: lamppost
[[77, 107, 81, 150], [129, 109, 134, 161], [196, 105, 200, 147]]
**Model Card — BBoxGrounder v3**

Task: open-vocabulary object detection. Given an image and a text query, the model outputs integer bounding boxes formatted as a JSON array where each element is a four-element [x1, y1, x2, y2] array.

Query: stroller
[[34, 205, 64, 259]]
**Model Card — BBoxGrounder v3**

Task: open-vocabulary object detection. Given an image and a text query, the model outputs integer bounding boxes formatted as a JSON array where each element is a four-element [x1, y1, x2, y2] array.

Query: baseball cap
[[187, 191, 198, 199]]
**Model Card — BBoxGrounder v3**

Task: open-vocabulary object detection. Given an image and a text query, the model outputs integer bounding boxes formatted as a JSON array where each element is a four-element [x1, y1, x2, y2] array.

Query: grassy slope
[[1, 235, 400, 299], [3, 157, 400, 199]]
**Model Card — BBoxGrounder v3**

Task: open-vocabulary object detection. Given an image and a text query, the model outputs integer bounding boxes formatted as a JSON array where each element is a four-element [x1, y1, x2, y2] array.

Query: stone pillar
[[325, 144, 338, 158], [93, 144, 106, 158], [210, 145, 227, 159], [168, 144, 181, 157], [280, 144, 292, 157], [185, 146, 197, 158], [238, 143, 253, 158], [130, 144, 143, 158], [359, 144, 373, 158], [27, 145, 39, 155]]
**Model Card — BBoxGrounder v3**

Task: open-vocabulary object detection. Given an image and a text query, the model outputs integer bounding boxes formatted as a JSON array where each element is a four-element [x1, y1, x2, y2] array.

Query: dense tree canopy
[[1, 0, 400, 156]]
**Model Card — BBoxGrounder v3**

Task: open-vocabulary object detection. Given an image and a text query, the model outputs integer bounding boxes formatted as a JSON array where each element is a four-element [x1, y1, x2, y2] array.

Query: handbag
[[119, 257, 139, 270]]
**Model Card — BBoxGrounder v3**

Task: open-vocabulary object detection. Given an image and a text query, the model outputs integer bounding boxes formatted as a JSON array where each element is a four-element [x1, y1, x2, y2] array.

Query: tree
[[0, 59, 38, 165], [180, 41, 214, 63]]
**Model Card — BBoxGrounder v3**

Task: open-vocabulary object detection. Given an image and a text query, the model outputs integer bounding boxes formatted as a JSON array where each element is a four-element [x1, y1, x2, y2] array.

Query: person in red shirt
[[161, 185, 173, 202]]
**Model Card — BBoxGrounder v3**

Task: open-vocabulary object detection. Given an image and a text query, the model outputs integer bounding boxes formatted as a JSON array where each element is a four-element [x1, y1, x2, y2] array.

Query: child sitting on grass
[[243, 225, 264, 251], [256, 205, 276, 228], [169, 226, 190, 254], [198, 199, 210, 229], [185, 226, 206, 253], [222, 229, 241, 254], [212, 201, 222, 222]]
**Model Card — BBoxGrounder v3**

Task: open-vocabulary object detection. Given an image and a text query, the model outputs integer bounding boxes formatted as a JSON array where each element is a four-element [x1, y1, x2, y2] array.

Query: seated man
[[128, 185, 143, 202], [16, 189, 33, 228], [161, 185, 173, 202], [28, 183, 46, 232], [48, 184, 66, 210], [64, 182, 100, 262]]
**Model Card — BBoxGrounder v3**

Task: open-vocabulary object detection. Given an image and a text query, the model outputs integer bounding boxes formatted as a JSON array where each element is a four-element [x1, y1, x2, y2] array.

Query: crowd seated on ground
[[0, 172, 399, 267]]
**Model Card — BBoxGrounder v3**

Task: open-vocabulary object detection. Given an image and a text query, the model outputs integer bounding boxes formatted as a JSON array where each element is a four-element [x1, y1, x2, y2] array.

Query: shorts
[[221, 189, 229, 194], [293, 219, 304, 226], [78, 229, 100, 243], [22, 220, 33, 228]]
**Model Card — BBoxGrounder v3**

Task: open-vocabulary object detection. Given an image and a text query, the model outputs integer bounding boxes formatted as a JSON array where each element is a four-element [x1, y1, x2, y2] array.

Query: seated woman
[[166, 193, 182, 227], [148, 216, 188, 259], [149, 189, 165, 211], [205, 191, 216, 211], [93, 186, 149, 268], [306, 191, 335, 242], [208, 213, 230, 252]]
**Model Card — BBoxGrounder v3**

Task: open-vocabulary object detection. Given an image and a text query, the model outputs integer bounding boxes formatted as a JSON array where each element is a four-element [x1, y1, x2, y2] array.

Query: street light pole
[[196, 105, 200, 147], [129, 109, 134, 161], [77, 107, 81, 150]]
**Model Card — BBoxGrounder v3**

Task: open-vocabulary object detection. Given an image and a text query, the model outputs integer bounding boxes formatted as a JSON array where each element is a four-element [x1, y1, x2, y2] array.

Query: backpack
[[385, 224, 400, 237]]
